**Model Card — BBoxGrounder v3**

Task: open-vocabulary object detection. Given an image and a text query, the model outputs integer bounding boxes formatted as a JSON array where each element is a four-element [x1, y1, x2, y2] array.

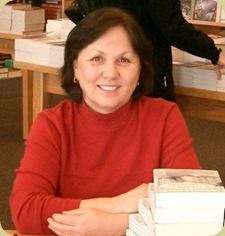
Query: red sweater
[[10, 97, 200, 234]]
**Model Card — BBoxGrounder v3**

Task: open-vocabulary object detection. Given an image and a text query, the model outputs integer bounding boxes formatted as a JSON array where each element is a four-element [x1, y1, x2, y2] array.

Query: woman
[[10, 7, 201, 235]]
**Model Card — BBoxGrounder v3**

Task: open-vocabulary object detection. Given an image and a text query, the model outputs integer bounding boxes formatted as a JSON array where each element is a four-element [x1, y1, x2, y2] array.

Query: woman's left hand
[[47, 208, 128, 236]]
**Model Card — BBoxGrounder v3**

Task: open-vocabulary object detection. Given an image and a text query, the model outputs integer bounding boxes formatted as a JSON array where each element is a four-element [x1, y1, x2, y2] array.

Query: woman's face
[[73, 26, 141, 114]]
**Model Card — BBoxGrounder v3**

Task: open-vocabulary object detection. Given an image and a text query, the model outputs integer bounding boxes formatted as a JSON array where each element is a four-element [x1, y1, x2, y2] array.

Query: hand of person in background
[[214, 52, 225, 79]]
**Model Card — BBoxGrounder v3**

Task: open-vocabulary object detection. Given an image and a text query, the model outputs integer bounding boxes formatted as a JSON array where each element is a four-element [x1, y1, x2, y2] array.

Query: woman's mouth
[[98, 85, 119, 91]]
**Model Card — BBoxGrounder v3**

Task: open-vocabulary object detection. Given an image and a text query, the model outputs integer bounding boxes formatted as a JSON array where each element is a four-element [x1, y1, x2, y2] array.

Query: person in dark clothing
[[65, 0, 225, 101]]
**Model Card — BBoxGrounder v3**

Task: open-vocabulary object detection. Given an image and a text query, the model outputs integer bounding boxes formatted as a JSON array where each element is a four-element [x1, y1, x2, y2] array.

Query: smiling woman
[[73, 26, 141, 114], [10, 7, 201, 236]]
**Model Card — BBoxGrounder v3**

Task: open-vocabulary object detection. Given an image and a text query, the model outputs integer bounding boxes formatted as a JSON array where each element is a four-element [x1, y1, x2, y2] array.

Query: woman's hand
[[112, 183, 148, 213], [47, 208, 128, 236], [47, 183, 148, 235], [79, 183, 148, 214]]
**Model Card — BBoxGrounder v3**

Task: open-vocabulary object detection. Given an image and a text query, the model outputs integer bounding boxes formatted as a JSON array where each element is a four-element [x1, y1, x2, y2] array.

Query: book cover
[[180, 0, 194, 20], [153, 169, 225, 208], [193, 0, 219, 21]]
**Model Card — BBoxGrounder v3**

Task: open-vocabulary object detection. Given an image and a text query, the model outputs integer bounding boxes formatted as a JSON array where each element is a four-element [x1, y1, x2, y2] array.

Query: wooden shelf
[[14, 61, 60, 75], [0, 69, 22, 80], [189, 20, 225, 28], [175, 86, 225, 102]]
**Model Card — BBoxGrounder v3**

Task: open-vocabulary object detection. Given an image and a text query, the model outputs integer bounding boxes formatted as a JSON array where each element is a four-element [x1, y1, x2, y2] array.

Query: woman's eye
[[91, 56, 102, 62], [118, 57, 130, 63]]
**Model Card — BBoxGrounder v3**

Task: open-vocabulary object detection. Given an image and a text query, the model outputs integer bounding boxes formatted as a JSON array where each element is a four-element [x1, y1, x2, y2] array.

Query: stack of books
[[173, 61, 209, 88], [15, 37, 64, 67], [46, 18, 75, 39], [42, 1, 62, 21], [11, 7, 45, 35], [0, 3, 31, 33], [127, 168, 225, 236]]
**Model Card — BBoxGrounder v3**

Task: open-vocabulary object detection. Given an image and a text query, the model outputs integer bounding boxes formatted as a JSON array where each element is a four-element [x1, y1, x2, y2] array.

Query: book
[[128, 213, 154, 236], [148, 184, 225, 223], [152, 168, 225, 208], [126, 229, 138, 236], [138, 198, 155, 228], [193, 0, 220, 22], [154, 222, 223, 236], [180, 0, 194, 20], [11, 8, 45, 25], [0, 66, 9, 73]]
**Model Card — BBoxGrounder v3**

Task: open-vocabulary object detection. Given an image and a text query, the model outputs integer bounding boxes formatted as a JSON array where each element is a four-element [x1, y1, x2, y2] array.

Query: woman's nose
[[102, 62, 119, 79]]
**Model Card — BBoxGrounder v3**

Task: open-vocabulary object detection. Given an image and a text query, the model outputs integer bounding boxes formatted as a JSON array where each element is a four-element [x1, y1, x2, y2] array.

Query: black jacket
[[65, 0, 221, 101]]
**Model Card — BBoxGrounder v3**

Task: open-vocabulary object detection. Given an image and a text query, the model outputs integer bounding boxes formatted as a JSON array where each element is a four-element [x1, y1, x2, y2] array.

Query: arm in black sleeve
[[146, 0, 221, 64]]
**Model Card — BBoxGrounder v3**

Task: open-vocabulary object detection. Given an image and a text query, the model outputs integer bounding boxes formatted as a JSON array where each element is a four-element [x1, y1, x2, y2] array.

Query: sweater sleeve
[[146, 0, 221, 64], [9, 112, 81, 234]]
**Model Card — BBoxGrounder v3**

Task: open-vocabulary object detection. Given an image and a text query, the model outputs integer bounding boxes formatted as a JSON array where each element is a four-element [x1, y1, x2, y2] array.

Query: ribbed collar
[[76, 99, 135, 129]]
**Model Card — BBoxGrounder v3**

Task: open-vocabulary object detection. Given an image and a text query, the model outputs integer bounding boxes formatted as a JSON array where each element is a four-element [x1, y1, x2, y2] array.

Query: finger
[[48, 216, 85, 235], [63, 208, 87, 215], [214, 65, 221, 79]]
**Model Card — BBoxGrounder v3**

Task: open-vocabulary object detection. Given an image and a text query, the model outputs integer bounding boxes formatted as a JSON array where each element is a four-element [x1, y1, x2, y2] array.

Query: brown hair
[[61, 7, 154, 102]]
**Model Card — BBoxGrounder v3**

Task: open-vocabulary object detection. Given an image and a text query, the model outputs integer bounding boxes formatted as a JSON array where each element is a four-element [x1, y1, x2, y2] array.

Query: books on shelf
[[193, 0, 221, 22], [180, 0, 194, 20], [11, 8, 45, 35], [15, 36, 64, 67], [41, 3, 62, 21], [0, 3, 31, 32], [220, 6, 225, 23], [46, 18, 75, 39], [0, 68, 22, 80]]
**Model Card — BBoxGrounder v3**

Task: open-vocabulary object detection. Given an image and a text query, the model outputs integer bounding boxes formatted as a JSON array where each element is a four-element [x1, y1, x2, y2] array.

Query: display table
[[13, 61, 65, 139], [5, 230, 53, 236], [175, 86, 225, 123]]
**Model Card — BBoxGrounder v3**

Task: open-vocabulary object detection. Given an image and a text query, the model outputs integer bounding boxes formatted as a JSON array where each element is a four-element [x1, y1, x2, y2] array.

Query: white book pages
[[148, 183, 224, 223], [155, 222, 223, 236], [129, 214, 154, 236]]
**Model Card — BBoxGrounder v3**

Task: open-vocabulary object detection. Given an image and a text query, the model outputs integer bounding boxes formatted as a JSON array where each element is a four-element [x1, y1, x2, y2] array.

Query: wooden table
[[13, 61, 65, 139], [12, 61, 225, 139], [0, 32, 46, 139], [5, 230, 53, 236], [175, 86, 225, 123]]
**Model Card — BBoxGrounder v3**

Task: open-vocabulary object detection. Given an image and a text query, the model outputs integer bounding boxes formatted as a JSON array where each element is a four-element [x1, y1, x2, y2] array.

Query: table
[[0, 32, 46, 139], [13, 61, 65, 139], [5, 230, 53, 236], [13, 61, 225, 139]]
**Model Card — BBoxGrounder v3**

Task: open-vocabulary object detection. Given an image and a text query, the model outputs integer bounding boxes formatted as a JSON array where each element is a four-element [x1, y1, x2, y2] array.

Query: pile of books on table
[[11, 7, 45, 35], [14, 18, 75, 67], [0, 3, 45, 35], [127, 169, 225, 236], [0, 3, 31, 32]]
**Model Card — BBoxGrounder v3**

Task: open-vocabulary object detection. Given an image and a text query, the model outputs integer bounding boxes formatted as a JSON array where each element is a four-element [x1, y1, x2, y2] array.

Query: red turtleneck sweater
[[10, 97, 200, 234]]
